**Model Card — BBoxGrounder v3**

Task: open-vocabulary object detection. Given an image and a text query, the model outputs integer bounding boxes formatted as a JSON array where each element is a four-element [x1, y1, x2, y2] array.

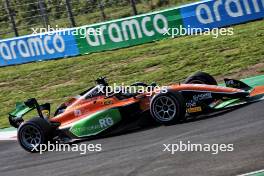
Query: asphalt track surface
[[0, 101, 264, 176]]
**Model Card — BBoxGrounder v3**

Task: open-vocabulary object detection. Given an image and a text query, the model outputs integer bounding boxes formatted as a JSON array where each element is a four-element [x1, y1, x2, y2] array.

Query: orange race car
[[8, 72, 264, 152]]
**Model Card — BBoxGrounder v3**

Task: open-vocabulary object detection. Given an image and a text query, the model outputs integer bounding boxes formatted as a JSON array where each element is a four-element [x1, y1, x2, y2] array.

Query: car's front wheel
[[150, 92, 186, 125], [18, 117, 51, 153]]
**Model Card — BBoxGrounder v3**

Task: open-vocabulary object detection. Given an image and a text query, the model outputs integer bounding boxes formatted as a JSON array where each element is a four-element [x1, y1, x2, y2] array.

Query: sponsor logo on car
[[187, 106, 202, 113], [74, 109, 82, 117], [103, 99, 113, 105], [71, 124, 102, 134], [186, 100, 197, 108], [225, 80, 241, 88], [193, 93, 212, 101], [71, 115, 114, 135], [99, 116, 114, 128]]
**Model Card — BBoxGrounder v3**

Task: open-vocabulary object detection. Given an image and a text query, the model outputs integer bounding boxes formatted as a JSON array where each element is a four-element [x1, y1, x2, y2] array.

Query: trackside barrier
[[0, 0, 264, 66], [75, 8, 183, 54], [0, 30, 79, 66], [180, 0, 264, 29]]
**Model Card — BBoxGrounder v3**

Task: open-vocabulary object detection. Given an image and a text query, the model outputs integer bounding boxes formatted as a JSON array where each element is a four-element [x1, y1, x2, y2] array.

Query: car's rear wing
[[8, 98, 50, 128]]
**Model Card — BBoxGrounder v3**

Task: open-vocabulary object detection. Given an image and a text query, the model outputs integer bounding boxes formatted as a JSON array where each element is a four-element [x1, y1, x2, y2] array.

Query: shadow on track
[[72, 104, 250, 145]]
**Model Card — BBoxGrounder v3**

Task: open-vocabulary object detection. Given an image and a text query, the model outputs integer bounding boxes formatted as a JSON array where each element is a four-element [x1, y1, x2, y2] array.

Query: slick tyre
[[18, 117, 51, 153], [184, 72, 217, 85], [150, 92, 186, 125]]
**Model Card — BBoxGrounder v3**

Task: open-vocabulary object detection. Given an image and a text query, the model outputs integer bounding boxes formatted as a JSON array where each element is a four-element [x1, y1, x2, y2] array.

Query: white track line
[[0, 131, 17, 141], [238, 169, 264, 176]]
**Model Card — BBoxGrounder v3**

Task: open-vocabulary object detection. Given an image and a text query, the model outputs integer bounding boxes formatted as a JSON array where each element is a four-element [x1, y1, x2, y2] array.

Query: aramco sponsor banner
[[75, 8, 182, 54], [0, 0, 264, 66], [0, 30, 79, 66], [180, 0, 264, 29]]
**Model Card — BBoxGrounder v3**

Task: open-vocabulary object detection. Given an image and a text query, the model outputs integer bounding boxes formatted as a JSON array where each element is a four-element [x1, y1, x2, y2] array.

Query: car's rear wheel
[[18, 117, 51, 153], [184, 72, 217, 85], [150, 92, 186, 125]]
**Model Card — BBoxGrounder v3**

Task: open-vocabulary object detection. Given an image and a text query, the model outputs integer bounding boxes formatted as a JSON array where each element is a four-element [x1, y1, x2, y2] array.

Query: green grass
[[0, 19, 264, 128]]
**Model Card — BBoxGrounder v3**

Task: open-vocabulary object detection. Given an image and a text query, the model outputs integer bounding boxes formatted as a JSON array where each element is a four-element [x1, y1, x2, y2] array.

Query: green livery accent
[[9, 102, 33, 119], [213, 94, 264, 109], [214, 99, 240, 109], [70, 108, 122, 137]]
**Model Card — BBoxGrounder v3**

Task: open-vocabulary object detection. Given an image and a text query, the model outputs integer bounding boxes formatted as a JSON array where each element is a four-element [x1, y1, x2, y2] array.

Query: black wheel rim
[[153, 96, 177, 122], [20, 125, 42, 149]]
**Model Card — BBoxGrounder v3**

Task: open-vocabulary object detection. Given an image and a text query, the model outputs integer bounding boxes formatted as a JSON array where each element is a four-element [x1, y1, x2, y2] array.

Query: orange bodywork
[[50, 96, 142, 128], [250, 86, 264, 96], [50, 83, 251, 128]]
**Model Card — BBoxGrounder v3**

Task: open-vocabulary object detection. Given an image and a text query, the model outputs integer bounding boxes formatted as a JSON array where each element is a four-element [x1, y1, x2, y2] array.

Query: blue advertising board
[[0, 30, 79, 66], [180, 0, 264, 29]]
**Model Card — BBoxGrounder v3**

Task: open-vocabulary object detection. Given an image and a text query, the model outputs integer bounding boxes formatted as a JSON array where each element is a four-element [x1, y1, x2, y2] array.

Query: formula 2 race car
[[8, 72, 264, 152]]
